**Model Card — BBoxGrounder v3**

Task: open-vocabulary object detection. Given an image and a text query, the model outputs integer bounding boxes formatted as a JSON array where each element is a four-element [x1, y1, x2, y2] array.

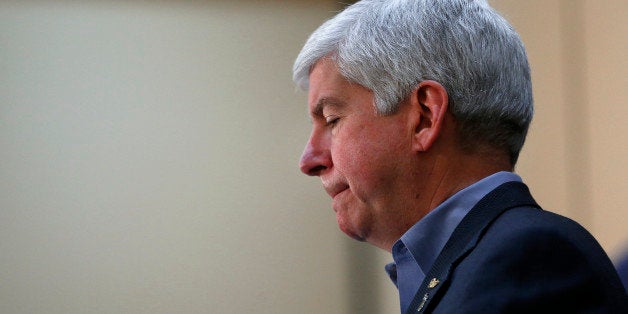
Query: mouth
[[324, 183, 350, 199]]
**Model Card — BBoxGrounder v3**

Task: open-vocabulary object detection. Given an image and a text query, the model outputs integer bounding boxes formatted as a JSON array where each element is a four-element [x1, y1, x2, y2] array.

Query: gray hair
[[293, 0, 533, 165]]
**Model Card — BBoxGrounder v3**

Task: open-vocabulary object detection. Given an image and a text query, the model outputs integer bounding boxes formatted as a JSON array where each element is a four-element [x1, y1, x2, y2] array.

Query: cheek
[[334, 138, 397, 189], [332, 119, 410, 185], [333, 136, 377, 170]]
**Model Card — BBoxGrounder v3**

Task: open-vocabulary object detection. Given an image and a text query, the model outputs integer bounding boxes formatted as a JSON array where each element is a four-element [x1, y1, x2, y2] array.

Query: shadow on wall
[[616, 247, 628, 291]]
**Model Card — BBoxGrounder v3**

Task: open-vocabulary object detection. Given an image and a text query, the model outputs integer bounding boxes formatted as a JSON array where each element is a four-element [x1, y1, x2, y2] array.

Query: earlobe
[[411, 80, 449, 152]]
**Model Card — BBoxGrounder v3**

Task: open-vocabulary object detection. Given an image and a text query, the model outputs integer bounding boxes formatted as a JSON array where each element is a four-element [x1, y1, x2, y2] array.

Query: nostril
[[308, 165, 327, 176]]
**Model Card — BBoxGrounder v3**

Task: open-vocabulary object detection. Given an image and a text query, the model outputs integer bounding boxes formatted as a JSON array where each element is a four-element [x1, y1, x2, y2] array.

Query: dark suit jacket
[[406, 182, 627, 313]]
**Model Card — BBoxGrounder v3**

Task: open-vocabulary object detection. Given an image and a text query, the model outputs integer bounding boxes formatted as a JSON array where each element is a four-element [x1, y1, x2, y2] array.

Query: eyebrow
[[312, 97, 347, 116]]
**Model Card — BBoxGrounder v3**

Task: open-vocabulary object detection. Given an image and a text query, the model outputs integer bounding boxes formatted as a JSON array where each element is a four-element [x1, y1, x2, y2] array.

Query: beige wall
[[0, 1, 344, 313], [1, 1, 625, 313], [581, 0, 628, 260], [492, 0, 628, 259]]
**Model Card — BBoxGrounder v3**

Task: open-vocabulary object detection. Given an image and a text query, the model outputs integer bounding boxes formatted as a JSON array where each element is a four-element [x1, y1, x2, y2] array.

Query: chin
[[342, 229, 366, 242], [337, 217, 367, 242]]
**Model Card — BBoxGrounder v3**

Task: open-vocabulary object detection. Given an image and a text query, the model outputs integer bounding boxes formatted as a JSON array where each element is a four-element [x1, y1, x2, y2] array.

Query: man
[[294, 0, 627, 313]]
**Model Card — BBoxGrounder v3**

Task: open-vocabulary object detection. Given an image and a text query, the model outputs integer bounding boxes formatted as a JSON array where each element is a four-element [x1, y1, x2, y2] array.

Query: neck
[[376, 151, 512, 252], [430, 151, 511, 205]]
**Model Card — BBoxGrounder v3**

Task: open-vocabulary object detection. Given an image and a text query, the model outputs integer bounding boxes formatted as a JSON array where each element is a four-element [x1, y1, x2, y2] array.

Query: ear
[[410, 80, 449, 152]]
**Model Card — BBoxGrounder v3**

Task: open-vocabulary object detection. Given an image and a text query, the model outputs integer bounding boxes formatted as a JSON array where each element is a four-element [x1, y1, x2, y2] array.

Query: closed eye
[[325, 116, 339, 127]]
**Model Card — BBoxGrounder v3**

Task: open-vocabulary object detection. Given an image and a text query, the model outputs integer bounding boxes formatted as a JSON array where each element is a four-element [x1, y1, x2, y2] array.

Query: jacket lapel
[[405, 181, 540, 314]]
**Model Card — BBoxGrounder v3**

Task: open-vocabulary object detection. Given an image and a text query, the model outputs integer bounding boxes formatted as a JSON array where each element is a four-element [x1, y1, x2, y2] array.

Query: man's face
[[299, 59, 414, 246]]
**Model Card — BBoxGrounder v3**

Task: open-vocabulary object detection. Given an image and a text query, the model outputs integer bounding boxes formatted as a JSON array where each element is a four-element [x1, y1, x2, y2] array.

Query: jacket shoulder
[[434, 206, 628, 313]]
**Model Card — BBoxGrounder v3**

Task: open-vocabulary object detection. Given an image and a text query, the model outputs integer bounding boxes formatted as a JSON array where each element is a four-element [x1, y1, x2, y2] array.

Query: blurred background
[[1, 0, 625, 313]]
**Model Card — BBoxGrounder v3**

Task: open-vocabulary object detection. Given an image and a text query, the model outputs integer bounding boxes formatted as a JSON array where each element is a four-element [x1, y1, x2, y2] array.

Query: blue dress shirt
[[385, 171, 522, 313]]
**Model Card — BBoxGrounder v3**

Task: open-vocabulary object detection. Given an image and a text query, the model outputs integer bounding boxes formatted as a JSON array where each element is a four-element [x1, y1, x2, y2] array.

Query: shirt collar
[[386, 171, 522, 282]]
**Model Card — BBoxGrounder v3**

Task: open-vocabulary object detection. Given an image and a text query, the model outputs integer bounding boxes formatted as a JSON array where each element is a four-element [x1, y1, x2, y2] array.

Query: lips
[[324, 182, 350, 199]]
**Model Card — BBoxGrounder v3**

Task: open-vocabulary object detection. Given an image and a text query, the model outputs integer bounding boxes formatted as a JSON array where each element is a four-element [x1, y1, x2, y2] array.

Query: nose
[[299, 131, 332, 176]]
